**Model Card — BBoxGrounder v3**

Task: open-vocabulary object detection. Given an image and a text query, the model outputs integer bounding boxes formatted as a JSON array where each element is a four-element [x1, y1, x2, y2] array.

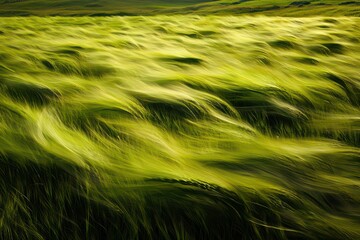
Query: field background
[[1, 1, 360, 240], [0, 0, 360, 16]]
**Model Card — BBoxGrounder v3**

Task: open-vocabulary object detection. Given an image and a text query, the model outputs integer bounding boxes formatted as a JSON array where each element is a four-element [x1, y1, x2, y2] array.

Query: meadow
[[0, 0, 359, 16], [0, 15, 359, 239]]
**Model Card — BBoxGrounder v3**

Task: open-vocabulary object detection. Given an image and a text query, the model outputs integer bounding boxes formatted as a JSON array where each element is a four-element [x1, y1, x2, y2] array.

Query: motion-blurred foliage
[[0, 0, 359, 16], [0, 16, 359, 239]]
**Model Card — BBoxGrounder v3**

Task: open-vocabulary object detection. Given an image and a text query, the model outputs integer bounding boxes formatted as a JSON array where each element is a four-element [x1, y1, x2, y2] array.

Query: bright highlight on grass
[[0, 16, 359, 239]]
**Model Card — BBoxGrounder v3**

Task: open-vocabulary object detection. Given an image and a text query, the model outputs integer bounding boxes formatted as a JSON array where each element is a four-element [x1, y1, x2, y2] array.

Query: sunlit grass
[[0, 16, 359, 239]]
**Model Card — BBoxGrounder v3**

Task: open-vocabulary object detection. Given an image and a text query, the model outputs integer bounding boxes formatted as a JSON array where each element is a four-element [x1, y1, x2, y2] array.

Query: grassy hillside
[[0, 16, 359, 239], [0, 0, 359, 16]]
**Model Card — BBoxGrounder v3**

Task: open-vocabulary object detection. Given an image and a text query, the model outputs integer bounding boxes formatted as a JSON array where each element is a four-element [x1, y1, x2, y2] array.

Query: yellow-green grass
[[0, 0, 359, 16], [0, 16, 359, 239]]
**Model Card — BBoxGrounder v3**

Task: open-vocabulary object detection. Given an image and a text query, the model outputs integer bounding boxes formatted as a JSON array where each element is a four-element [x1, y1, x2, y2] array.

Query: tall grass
[[0, 0, 359, 16], [0, 16, 359, 239]]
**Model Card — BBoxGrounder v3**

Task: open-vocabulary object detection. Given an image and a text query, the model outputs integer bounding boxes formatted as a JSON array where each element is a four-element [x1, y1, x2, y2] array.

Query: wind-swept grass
[[0, 0, 359, 16], [0, 16, 359, 239]]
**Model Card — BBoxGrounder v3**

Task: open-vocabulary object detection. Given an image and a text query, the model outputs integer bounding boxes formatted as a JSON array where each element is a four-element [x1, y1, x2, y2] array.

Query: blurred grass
[[0, 16, 359, 239], [0, 0, 359, 16]]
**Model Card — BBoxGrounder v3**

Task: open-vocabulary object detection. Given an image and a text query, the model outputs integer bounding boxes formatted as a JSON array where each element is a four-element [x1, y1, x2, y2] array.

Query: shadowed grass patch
[[3, 80, 59, 106], [41, 58, 114, 78], [321, 43, 345, 54], [308, 44, 332, 55], [160, 56, 203, 65], [268, 40, 298, 49], [294, 57, 319, 65]]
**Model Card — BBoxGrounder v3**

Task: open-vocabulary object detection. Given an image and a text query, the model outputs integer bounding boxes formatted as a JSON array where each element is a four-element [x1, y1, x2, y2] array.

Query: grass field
[[0, 13, 360, 240], [0, 0, 360, 16]]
